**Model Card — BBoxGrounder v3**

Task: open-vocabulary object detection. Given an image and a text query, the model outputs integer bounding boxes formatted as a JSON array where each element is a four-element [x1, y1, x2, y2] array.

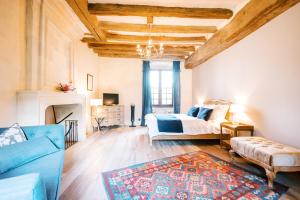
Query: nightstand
[[220, 122, 254, 149]]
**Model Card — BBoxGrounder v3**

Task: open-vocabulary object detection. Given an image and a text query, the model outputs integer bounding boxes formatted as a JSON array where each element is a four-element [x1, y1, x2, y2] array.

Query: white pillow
[[207, 105, 229, 122], [0, 123, 27, 147]]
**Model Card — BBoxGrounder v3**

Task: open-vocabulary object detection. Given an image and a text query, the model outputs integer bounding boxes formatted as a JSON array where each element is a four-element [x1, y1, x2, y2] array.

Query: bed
[[145, 99, 231, 145]]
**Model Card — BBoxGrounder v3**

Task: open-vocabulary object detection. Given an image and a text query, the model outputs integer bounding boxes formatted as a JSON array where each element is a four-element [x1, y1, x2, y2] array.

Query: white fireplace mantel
[[17, 90, 86, 140]]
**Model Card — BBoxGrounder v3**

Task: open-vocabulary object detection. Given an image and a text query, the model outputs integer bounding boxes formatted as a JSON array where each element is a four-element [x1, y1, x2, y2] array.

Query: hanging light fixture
[[136, 21, 164, 59]]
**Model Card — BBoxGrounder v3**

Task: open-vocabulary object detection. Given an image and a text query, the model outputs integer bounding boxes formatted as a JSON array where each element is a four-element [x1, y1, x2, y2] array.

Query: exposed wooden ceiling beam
[[65, 0, 106, 40], [147, 16, 153, 24], [93, 48, 190, 56], [97, 52, 185, 59], [88, 3, 233, 19], [98, 53, 139, 58], [88, 44, 197, 52], [99, 21, 217, 34], [185, 0, 300, 69], [81, 36, 203, 46], [106, 33, 206, 43], [82, 35, 205, 44], [93, 49, 188, 57]]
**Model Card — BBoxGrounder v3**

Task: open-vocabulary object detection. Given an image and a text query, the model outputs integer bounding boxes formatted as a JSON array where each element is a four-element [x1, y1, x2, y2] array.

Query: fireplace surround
[[17, 91, 86, 141]]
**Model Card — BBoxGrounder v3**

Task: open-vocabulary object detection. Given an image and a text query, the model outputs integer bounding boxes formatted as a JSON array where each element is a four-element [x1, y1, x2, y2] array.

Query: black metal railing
[[64, 120, 78, 149], [51, 106, 78, 149]]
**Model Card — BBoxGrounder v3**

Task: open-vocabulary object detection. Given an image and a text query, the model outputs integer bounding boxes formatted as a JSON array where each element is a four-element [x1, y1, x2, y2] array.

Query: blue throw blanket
[[155, 114, 183, 133]]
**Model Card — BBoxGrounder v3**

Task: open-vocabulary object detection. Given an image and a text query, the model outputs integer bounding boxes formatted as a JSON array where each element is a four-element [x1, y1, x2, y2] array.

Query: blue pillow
[[197, 107, 213, 121], [187, 107, 200, 117]]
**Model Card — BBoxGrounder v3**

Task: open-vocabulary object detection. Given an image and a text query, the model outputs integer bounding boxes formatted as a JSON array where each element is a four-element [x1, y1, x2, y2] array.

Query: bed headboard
[[203, 99, 232, 120], [203, 99, 231, 106]]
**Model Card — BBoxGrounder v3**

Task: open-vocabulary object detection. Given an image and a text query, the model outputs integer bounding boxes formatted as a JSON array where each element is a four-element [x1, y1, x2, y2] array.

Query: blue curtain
[[141, 61, 152, 126], [173, 61, 181, 113]]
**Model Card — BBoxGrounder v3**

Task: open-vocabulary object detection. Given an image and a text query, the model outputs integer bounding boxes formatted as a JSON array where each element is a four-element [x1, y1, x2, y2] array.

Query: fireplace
[[17, 91, 86, 141], [45, 104, 81, 148]]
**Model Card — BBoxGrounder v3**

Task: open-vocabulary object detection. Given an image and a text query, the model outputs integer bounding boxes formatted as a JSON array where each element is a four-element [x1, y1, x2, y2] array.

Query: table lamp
[[230, 104, 244, 125], [90, 99, 103, 116], [90, 99, 103, 106]]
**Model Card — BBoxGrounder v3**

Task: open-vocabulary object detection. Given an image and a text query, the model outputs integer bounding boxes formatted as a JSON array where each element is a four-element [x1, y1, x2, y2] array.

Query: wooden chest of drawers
[[92, 105, 124, 127]]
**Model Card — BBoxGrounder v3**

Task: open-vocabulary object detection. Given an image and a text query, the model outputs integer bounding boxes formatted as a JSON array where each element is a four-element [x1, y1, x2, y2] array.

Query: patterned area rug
[[102, 151, 287, 200]]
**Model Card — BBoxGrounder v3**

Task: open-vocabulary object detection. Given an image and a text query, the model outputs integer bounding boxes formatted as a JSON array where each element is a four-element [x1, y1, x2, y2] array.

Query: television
[[103, 93, 119, 106]]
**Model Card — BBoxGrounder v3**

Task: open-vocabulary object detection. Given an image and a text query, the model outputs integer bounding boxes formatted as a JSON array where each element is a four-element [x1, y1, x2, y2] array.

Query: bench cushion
[[231, 137, 300, 167], [0, 173, 46, 200]]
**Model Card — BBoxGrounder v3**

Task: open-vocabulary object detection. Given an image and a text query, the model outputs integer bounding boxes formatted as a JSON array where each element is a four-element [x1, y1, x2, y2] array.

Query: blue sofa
[[0, 125, 65, 200]]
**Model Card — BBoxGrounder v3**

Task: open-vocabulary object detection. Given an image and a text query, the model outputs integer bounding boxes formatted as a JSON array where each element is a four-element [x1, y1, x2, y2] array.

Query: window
[[150, 70, 173, 106]]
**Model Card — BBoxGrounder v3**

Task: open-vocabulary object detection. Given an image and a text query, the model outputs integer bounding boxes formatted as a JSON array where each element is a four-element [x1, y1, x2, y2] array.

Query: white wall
[[180, 62, 193, 113], [73, 41, 100, 133], [98, 58, 143, 125], [98, 58, 192, 125], [0, 0, 100, 134], [192, 4, 300, 148], [0, 0, 26, 126]]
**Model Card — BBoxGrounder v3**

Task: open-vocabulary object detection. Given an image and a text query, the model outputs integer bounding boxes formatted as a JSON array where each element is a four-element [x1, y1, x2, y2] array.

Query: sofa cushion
[[0, 173, 46, 200], [0, 123, 27, 147], [0, 136, 58, 174], [231, 137, 300, 167]]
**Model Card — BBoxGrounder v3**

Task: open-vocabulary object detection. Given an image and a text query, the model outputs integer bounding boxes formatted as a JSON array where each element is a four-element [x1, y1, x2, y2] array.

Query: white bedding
[[145, 114, 223, 138]]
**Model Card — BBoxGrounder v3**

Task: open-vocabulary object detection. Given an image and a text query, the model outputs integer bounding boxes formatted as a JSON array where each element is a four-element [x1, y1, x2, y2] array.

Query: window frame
[[150, 69, 173, 107]]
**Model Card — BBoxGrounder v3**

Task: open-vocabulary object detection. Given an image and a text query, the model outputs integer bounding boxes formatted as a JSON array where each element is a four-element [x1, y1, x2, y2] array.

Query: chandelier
[[136, 22, 164, 59]]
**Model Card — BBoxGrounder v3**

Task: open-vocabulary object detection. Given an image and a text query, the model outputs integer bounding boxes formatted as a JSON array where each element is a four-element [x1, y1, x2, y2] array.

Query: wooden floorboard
[[60, 126, 300, 200]]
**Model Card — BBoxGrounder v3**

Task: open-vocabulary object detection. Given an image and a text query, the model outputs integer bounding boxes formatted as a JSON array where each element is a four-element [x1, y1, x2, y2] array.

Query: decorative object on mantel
[[87, 74, 93, 91], [102, 151, 287, 199], [58, 82, 76, 93]]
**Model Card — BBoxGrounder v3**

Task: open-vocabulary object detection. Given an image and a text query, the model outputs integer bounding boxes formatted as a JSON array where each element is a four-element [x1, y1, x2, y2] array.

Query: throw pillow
[[197, 107, 213, 121], [187, 107, 200, 117], [208, 105, 229, 121], [0, 123, 27, 147]]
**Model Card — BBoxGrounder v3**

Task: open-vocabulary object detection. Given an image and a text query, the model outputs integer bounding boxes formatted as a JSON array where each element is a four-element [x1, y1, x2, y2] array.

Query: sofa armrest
[[22, 125, 65, 149], [0, 173, 46, 200]]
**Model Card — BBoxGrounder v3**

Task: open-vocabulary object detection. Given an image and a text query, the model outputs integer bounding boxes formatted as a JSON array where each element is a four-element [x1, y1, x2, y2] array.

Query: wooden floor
[[60, 126, 300, 200]]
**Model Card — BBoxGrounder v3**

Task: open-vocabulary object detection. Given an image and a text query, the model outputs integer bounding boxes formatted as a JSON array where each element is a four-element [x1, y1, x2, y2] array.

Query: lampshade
[[230, 104, 244, 124], [90, 99, 103, 106], [230, 104, 244, 114]]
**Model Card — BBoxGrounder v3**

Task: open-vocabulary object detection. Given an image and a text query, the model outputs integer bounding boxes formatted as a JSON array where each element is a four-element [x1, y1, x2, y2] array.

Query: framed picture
[[87, 74, 93, 91]]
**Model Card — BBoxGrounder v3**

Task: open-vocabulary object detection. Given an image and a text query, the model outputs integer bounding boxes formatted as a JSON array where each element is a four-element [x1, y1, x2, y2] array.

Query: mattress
[[145, 114, 222, 138]]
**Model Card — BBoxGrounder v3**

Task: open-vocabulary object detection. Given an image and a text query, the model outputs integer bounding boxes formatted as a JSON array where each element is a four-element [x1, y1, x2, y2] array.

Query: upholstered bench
[[229, 137, 300, 188]]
